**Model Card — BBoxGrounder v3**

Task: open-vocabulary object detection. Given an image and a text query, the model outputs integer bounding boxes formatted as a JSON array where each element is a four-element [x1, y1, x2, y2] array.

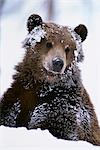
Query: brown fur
[[0, 14, 100, 146], [81, 88, 100, 145]]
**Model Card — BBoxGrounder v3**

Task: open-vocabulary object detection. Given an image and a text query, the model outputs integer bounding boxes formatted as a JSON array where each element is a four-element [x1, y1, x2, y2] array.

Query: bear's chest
[[46, 95, 80, 140], [28, 92, 91, 140]]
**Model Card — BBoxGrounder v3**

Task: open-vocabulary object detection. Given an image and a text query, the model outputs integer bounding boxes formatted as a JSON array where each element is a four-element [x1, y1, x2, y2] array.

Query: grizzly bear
[[0, 14, 100, 146]]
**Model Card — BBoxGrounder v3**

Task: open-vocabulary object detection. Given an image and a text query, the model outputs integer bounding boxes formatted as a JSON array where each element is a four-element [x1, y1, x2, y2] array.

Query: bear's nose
[[52, 57, 64, 72]]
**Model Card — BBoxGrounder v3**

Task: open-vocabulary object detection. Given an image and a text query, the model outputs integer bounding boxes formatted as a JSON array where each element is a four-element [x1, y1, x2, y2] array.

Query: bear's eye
[[65, 47, 70, 53], [46, 42, 53, 49]]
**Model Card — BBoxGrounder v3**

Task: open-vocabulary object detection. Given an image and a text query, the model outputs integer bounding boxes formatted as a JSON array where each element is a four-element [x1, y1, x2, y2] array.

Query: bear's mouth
[[43, 67, 65, 82], [43, 67, 64, 76], [43, 67, 57, 77], [43, 68, 59, 82]]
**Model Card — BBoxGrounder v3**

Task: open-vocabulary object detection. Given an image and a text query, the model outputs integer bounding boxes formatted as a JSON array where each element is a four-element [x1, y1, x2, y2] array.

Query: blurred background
[[0, 0, 100, 148]]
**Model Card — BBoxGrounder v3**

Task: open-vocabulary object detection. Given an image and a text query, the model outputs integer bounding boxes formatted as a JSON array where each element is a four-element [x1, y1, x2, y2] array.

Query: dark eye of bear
[[46, 42, 53, 49], [65, 47, 70, 53]]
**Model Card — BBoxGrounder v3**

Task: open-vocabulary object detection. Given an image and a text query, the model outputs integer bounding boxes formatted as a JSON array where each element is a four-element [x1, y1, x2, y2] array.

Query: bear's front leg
[[28, 103, 50, 130], [81, 88, 100, 146], [16, 89, 39, 127], [0, 80, 39, 128]]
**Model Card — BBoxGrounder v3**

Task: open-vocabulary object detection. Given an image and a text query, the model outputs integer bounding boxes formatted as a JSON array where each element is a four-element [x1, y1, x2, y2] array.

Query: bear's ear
[[27, 14, 43, 32], [74, 24, 88, 42]]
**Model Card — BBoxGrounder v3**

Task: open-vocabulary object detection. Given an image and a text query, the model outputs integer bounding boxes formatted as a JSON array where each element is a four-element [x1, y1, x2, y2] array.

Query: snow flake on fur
[[22, 25, 46, 49], [67, 26, 84, 62]]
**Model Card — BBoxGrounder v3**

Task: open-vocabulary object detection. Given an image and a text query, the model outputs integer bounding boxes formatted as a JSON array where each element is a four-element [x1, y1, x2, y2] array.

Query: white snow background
[[0, 0, 100, 149]]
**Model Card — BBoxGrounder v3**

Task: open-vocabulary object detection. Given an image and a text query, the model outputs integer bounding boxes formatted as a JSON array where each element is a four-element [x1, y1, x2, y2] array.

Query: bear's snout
[[42, 55, 65, 75], [52, 57, 64, 72]]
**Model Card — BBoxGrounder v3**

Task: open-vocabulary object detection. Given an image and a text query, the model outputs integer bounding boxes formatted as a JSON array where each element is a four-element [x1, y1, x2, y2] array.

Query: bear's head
[[22, 14, 87, 84]]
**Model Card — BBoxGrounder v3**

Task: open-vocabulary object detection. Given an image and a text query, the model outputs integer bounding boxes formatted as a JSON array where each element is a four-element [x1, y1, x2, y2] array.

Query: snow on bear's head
[[22, 14, 88, 84]]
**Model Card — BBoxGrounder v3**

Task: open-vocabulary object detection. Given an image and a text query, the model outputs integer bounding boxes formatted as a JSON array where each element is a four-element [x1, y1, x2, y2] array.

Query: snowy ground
[[0, 0, 100, 149], [0, 126, 100, 150]]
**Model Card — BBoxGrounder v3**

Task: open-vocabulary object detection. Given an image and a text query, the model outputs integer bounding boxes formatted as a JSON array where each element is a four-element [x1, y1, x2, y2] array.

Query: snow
[[76, 106, 91, 127], [0, 126, 99, 150], [67, 26, 84, 62], [0, 0, 100, 149], [23, 25, 46, 49]]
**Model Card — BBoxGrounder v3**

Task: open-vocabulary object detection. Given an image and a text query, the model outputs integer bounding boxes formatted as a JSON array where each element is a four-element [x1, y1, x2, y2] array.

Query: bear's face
[[41, 23, 76, 75], [22, 14, 87, 83]]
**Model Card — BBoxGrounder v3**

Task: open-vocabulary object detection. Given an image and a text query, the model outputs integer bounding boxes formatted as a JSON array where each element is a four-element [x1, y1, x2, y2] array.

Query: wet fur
[[0, 18, 100, 146]]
